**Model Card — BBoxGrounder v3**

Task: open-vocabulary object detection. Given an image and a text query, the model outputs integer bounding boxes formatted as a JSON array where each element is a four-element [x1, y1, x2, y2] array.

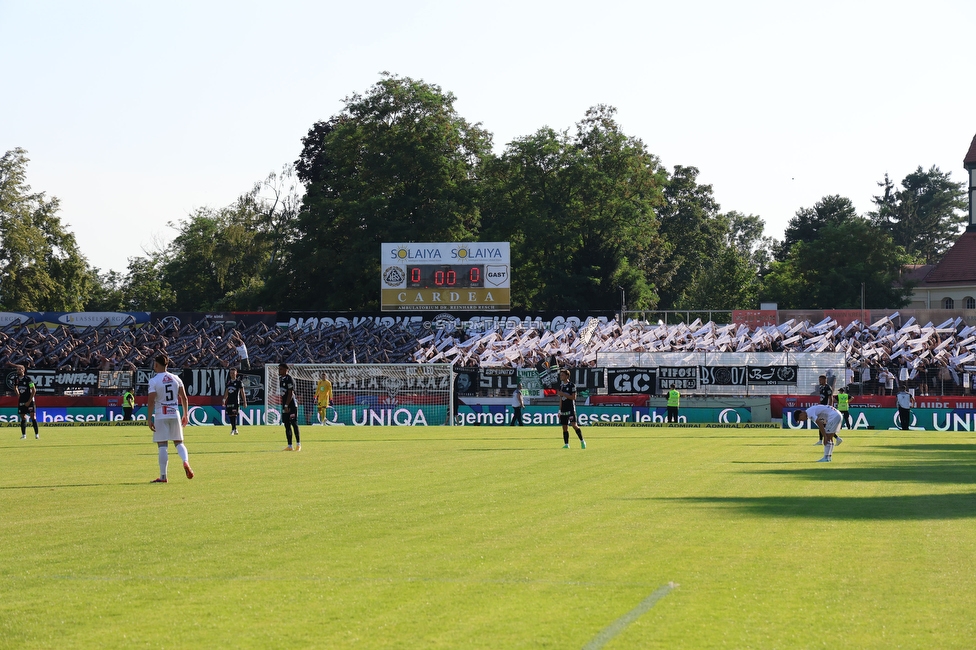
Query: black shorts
[[559, 410, 577, 426], [225, 405, 240, 419], [283, 404, 298, 424], [18, 403, 35, 417]]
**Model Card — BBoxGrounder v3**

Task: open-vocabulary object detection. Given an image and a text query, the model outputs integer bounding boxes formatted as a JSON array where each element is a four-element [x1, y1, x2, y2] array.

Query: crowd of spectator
[[1, 316, 418, 374], [412, 313, 976, 395], [2, 312, 974, 396]]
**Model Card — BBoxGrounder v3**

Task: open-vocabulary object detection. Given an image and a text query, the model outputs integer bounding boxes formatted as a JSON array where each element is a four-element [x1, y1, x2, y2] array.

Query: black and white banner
[[180, 368, 265, 401], [747, 365, 798, 385], [568, 367, 605, 389], [606, 367, 657, 395], [658, 366, 699, 390], [698, 366, 748, 386], [479, 368, 518, 390], [455, 370, 479, 396], [3, 369, 107, 394], [535, 355, 561, 388], [4, 369, 56, 394]]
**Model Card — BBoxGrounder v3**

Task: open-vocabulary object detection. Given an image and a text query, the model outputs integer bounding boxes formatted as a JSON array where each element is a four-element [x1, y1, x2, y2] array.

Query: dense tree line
[[1, 75, 967, 313]]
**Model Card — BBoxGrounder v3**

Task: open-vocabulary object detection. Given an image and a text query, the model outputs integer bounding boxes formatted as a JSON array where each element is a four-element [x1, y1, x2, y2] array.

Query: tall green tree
[[119, 254, 177, 312], [0, 148, 92, 311], [285, 74, 492, 310], [868, 166, 967, 264], [480, 106, 667, 310], [677, 211, 771, 310], [775, 194, 857, 261], [655, 165, 726, 308], [762, 215, 912, 309], [119, 166, 300, 311], [85, 268, 127, 311]]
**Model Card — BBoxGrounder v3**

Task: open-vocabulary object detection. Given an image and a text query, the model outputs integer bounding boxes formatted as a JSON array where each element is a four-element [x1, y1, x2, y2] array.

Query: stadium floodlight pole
[[618, 286, 626, 326]]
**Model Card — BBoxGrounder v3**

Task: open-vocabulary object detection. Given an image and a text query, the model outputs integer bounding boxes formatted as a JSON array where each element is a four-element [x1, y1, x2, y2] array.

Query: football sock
[[293, 425, 300, 444], [574, 427, 583, 441], [824, 442, 834, 461], [563, 430, 569, 445], [158, 446, 169, 478], [285, 422, 293, 446], [175, 443, 189, 464], [20, 420, 27, 437], [32, 420, 39, 436]]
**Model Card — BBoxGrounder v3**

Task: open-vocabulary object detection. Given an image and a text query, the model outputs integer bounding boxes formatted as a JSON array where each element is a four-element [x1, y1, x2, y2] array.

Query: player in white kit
[[794, 404, 844, 462], [147, 353, 193, 483]]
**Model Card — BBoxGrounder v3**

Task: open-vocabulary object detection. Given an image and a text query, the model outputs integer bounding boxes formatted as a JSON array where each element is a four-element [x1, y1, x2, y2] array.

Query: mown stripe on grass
[[582, 583, 674, 650], [34, 575, 661, 588]]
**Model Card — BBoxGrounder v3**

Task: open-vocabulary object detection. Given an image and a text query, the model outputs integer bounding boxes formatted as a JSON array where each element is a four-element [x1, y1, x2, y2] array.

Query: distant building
[[905, 133, 976, 311]]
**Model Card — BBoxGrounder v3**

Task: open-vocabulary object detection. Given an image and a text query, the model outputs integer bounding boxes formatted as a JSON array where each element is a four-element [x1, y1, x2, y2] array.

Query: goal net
[[264, 364, 454, 426]]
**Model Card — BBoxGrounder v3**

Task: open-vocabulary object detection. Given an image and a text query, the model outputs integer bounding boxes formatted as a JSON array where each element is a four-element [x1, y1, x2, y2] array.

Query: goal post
[[264, 364, 454, 426]]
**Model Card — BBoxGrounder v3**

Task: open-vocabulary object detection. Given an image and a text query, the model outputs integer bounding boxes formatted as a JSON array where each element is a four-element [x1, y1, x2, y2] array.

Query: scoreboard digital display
[[381, 243, 510, 311], [407, 265, 484, 289]]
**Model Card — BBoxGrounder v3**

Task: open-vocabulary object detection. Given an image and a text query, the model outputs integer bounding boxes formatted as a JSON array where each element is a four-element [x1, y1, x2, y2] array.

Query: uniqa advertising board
[[782, 409, 976, 431]]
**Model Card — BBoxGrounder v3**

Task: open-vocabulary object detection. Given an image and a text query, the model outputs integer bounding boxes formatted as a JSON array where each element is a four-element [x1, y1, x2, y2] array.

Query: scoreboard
[[381, 242, 511, 311]]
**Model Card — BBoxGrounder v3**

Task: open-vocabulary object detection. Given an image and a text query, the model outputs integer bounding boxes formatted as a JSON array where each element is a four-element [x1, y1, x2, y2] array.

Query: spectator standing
[[234, 334, 250, 370], [835, 387, 852, 429], [509, 382, 524, 426], [896, 386, 915, 431], [666, 387, 680, 423], [122, 389, 135, 421], [877, 367, 889, 396]]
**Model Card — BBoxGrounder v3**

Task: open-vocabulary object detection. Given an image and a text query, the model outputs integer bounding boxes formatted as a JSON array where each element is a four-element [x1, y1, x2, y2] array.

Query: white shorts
[[817, 417, 839, 435], [153, 417, 184, 443]]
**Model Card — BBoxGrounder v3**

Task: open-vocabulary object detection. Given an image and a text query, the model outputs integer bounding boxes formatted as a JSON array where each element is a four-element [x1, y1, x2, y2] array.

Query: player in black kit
[[223, 368, 247, 435], [815, 374, 833, 445], [278, 363, 301, 451], [555, 369, 585, 449], [15, 366, 39, 440]]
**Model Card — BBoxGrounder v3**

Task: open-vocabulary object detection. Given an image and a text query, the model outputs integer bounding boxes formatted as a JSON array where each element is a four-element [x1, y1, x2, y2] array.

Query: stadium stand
[[2, 312, 973, 396]]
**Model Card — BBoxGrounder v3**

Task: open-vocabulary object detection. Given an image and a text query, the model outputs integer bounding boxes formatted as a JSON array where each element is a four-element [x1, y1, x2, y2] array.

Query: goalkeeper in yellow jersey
[[315, 372, 333, 425]]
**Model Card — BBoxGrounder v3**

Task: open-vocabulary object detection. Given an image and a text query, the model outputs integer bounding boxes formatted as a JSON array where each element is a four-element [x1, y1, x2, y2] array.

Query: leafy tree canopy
[[0, 148, 92, 311], [480, 105, 667, 310], [776, 194, 857, 261], [868, 165, 967, 264], [284, 73, 492, 310], [763, 213, 912, 309]]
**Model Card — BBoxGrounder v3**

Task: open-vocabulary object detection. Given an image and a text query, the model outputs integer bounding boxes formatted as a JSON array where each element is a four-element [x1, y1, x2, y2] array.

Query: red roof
[[965, 133, 976, 167], [898, 264, 935, 287], [919, 231, 976, 285]]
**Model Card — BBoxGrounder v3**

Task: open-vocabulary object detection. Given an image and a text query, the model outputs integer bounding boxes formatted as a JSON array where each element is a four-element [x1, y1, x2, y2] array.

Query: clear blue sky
[[2, 0, 974, 274]]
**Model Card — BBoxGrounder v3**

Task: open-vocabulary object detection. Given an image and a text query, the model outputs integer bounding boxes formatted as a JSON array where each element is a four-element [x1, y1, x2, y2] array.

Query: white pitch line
[[582, 583, 676, 650]]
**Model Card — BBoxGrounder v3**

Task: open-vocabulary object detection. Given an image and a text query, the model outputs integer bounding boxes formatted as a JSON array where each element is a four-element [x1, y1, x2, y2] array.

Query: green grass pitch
[[2, 423, 976, 648]]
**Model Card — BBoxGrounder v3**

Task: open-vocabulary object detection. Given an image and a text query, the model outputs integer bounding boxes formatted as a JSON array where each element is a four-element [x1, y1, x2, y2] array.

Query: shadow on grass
[[0, 481, 155, 490], [750, 463, 976, 485], [459, 448, 546, 452], [673, 492, 976, 520], [867, 444, 976, 453]]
